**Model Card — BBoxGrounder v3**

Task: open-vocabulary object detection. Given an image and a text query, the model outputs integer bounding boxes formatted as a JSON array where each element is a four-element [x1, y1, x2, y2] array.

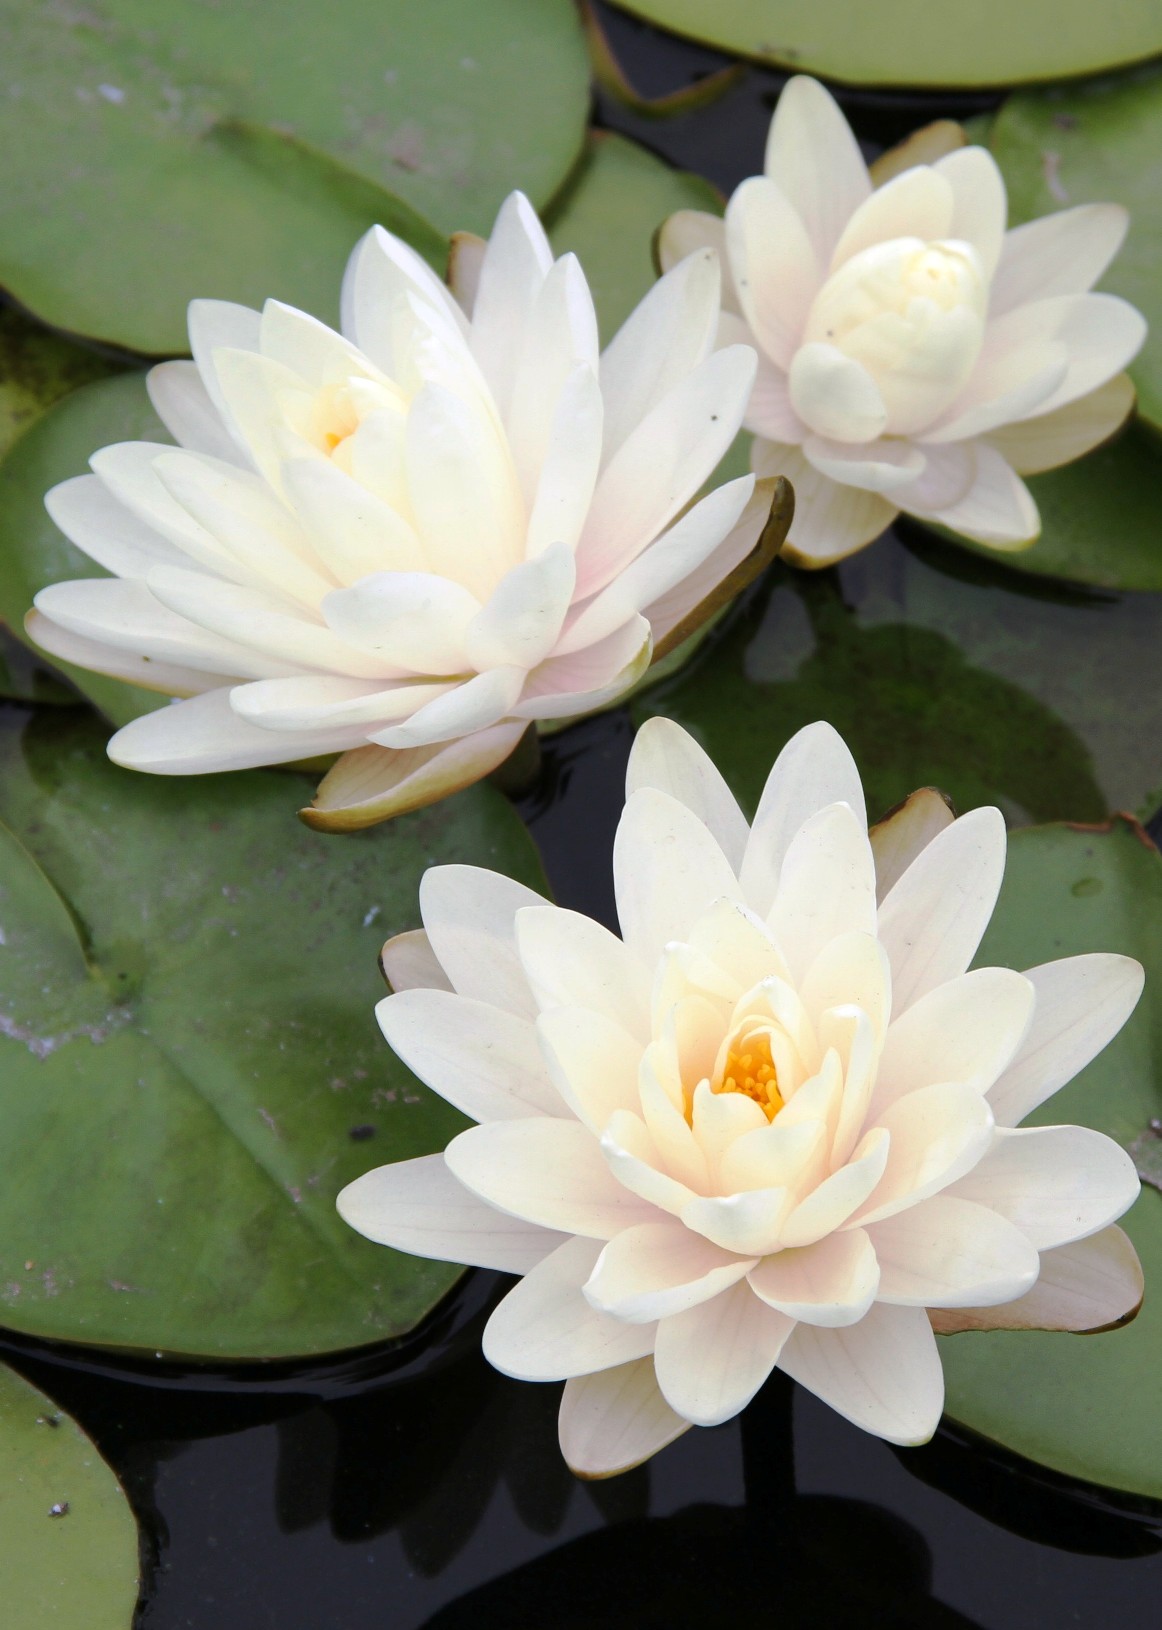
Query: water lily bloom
[[339, 718, 1144, 1476], [658, 77, 1148, 567], [27, 196, 778, 828]]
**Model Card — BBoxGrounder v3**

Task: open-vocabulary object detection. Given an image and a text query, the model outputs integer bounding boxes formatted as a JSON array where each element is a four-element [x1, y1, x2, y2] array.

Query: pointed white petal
[[933, 146, 1007, 278], [748, 1228, 879, 1326], [726, 176, 819, 369], [986, 375, 1136, 475], [465, 542, 575, 671], [107, 687, 364, 773], [870, 1194, 1039, 1306], [418, 863, 546, 1019], [779, 1302, 943, 1443], [768, 803, 878, 986], [947, 1124, 1140, 1248], [515, 904, 652, 1038], [147, 360, 247, 464], [537, 1007, 644, 1134], [855, 1082, 995, 1227], [626, 716, 750, 873], [304, 723, 525, 829], [654, 1281, 793, 1426], [559, 1357, 689, 1477], [990, 204, 1130, 318], [470, 191, 554, 418], [45, 475, 189, 579], [930, 1225, 1142, 1333], [584, 1220, 754, 1324], [613, 787, 742, 967], [764, 76, 871, 263]]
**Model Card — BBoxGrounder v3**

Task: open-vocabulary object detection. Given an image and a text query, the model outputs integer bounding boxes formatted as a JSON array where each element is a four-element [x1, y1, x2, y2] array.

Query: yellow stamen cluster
[[717, 1031, 784, 1121]]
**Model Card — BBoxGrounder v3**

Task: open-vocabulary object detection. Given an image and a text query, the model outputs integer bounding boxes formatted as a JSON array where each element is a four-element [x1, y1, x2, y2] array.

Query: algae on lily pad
[[0, 1361, 139, 1627], [941, 819, 1162, 1499], [0, 0, 589, 354], [0, 706, 547, 1359], [609, 0, 1162, 89]]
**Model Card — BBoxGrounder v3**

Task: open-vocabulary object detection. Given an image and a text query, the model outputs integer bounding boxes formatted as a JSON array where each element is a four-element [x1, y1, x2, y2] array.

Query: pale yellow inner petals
[[712, 1029, 785, 1121], [307, 377, 407, 464]]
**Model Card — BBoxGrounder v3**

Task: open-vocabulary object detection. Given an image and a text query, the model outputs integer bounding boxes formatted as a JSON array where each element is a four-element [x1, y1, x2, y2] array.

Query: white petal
[[930, 1225, 1142, 1334], [989, 293, 1145, 422], [445, 1118, 657, 1239], [337, 1152, 564, 1272], [798, 931, 892, 1044], [322, 571, 479, 674], [470, 191, 553, 416], [108, 688, 363, 774], [778, 1302, 943, 1443], [855, 1082, 995, 1227], [654, 1281, 793, 1426], [656, 210, 739, 312], [370, 666, 525, 749], [683, 897, 789, 996], [869, 1194, 1038, 1306], [341, 224, 467, 366], [418, 863, 546, 1019], [947, 1124, 1140, 1248], [740, 720, 867, 916], [869, 787, 955, 904], [768, 803, 878, 986], [680, 1187, 792, 1257], [877, 805, 1006, 1014], [537, 1007, 644, 1134], [259, 298, 370, 387], [465, 542, 575, 671], [637, 477, 777, 648], [787, 343, 888, 444], [718, 1117, 828, 1196], [584, 1220, 754, 1324], [990, 204, 1130, 318], [602, 1110, 699, 1218], [227, 676, 451, 733], [147, 360, 246, 464], [986, 375, 1136, 476], [45, 475, 189, 579], [483, 1236, 656, 1380], [186, 298, 262, 457], [744, 347, 804, 442], [778, 1127, 890, 1248], [515, 905, 652, 1039], [376, 988, 560, 1122], [726, 176, 819, 369], [831, 165, 954, 270], [511, 616, 652, 722], [26, 612, 225, 698], [89, 441, 245, 574], [613, 788, 742, 968], [625, 716, 750, 873], [304, 723, 525, 829], [379, 929, 452, 994], [524, 364, 604, 559], [600, 248, 721, 463], [559, 1357, 689, 1478], [752, 440, 897, 568], [281, 458, 428, 583], [802, 435, 926, 495], [506, 254, 600, 503], [933, 147, 1006, 278], [748, 1228, 879, 1326], [988, 954, 1144, 1128], [905, 444, 1040, 548], [764, 76, 871, 264], [869, 967, 1035, 1118]]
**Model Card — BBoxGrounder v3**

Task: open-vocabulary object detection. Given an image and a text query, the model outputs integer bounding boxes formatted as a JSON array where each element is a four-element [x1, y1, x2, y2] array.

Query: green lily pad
[[632, 528, 1162, 828], [0, 1361, 139, 1626], [0, 308, 119, 463], [0, 704, 546, 1359], [0, 0, 589, 354], [944, 421, 1162, 592], [610, 0, 1162, 89], [939, 818, 1162, 1499], [0, 629, 74, 709], [547, 132, 722, 342], [990, 65, 1162, 432]]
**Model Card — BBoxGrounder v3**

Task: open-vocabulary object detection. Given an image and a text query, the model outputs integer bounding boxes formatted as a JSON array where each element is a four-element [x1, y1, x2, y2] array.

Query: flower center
[[714, 1030, 785, 1121]]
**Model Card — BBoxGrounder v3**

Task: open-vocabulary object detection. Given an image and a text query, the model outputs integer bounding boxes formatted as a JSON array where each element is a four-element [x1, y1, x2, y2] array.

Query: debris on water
[[48, 1502, 69, 1518], [1041, 149, 1069, 202], [348, 1124, 376, 1142]]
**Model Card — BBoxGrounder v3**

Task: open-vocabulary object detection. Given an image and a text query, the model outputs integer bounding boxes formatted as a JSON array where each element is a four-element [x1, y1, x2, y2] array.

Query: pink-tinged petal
[[537, 1007, 643, 1134], [869, 787, 955, 904], [788, 343, 888, 444], [869, 1194, 1038, 1307], [464, 542, 576, 672], [613, 787, 742, 968], [764, 76, 871, 264], [779, 1127, 890, 1248], [680, 1187, 792, 1257], [584, 1220, 754, 1323], [303, 723, 526, 830], [930, 1225, 1143, 1334], [779, 1302, 944, 1444], [147, 361, 248, 465], [719, 1118, 829, 1198], [876, 805, 1006, 1014], [854, 1083, 994, 1227], [831, 165, 954, 269], [560, 1357, 690, 1478], [740, 721, 867, 915], [446, 1118, 657, 1239], [379, 929, 452, 994], [416, 864, 545, 1018], [602, 1110, 699, 1217], [376, 989, 560, 1122], [483, 1236, 656, 1380], [370, 668, 525, 750], [799, 931, 892, 1044], [726, 176, 819, 369], [321, 572, 482, 676], [947, 1124, 1140, 1249], [637, 477, 777, 650], [988, 954, 1144, 1128], [745, 348, 804, 442], [512, 616, 652, 722], [655, 1282, 794, 1426], [656, 211, 740, 313], [933, 147, 1007, 279], [26, 612, 228, 699], [924, 334, 1067, 445], [516, 904, 651, 1038], [107, 688, 365, 775], [824, 1007, 879, 1169], [626, 717, 750, 873], [752, 440, 897, 568], [802, 435, 926, 494], [986, 375, 1136, 476], [749, 1228, 879, 1326], [992, 293, 1145, 422], [905, 445, 1040, 549], [990, 204, 1129, 318], [469, 191, 554, 419], [869, 967, 1035, 1119], [525, 365, 604, 559], [768, 802, 878, 986], [337, 1153, 565, 1271]]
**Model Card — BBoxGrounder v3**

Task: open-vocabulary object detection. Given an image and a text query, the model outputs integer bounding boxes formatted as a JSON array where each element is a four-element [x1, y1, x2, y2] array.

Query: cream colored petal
[[44, 473, 188, 579], [107, 688, 367, 774], [802, 435, 926, 495], [778, 1126, 890, 1248], [680, 1187, 793, 1257], [656, 210, 740, 313], [259, 298, 372, 387], [281, 458, 428, 583], [625, 716, 750, 873], [506, 254, 600, 506], [418, 862, 546, 1019], [990, 204, 1129, 318], [524, 365, 604, 560], [718, 1118, 828, 1197], [537, 1007, 644, 1135], [370, 666, 525, 749], [654, 1281, 793, 1426], [147, 360, 247, 464], [302, 723, 525, 830], [799, 931, 892, 1047], [341, 223, 467, 368], [726, 175, 819, 370], [986, 375, 1136, 476], [869, 787, 955, 903], [515, 905, 652, 1039], [613, 787, 742, 968], [831, 166, 954, 270], [778, 1301, 943, 1444], [990, 293, 1145, 422], [512, 616, 652, 722], [559, 1357, 690, 1478], [228, 676, 452, 733], [483, 1236, 656, 1380], [905, 445, 1040, 549], [824, 1006, 879, 1169], [933, 147, 1007, 279], [639, 1057, 712, 1193], [768, 802, 878, 986], [764, 76, 871, 263], [336, 1152, 566, 1271], [26, 611, 228, 699], [379, 928, 452, 994], [186, 298, 263, 456], [752, 440, 897, 569], [601, 1110, 699, 1217], [870, 1194, 1038, 1307], [787, 343, 888, 444], [465, 542, 576, 672], [469, 191, 554, 420], [854, 1083, 995, 1228], [748, 1228, 879, 1326], [947, 1124, 1140, 1248], [584, 1220, 754, 1323], [322, 571, 479, 674], [930, 1225, 1142, 1334], [89, 441, 246, 575], [684, 897, 789, 995]]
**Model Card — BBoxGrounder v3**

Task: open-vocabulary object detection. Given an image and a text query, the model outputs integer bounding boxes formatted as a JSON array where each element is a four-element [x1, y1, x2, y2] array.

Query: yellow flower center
[[715, 1031, 785, 1121], [313, 382, 364, 458]]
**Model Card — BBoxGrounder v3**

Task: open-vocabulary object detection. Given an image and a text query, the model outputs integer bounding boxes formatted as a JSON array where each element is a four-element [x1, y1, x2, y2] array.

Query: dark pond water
[[5, 6, 1162, 1624]]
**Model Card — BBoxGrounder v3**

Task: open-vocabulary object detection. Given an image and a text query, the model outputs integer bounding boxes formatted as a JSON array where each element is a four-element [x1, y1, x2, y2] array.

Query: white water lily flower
[[658, 77, 1148, 567], [339, 718, 1144, 1476], [27, 195, 773, 828]]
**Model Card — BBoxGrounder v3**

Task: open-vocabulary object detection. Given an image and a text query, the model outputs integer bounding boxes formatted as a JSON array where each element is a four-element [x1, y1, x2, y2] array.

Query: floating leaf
[[0, 308, 118, 463], [0, 705, 546, 1359], [940, 818, 1162, 1499], [990, 65, 1162, 433], [581, 1, 744, 119], [632, 529, 1162, 826], [0, 1361, 139, 1627], [609, 0, 1162, 89], [547, 132, 722, 341], [0, 0, 589, 354]]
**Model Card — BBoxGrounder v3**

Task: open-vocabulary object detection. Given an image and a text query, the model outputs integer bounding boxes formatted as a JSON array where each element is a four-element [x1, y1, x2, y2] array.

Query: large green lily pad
[[990, 66, 1162, 432], [0, 0, 589, 354], [548, 131, 722, 343], [632, 528, 1162, 827], [0, 1361, 139, 1626], [610, 0, 1162, 89], [0, 705, 546, 1358], [940, 818, 1162, 1498], [0, 309, 119, 464]]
